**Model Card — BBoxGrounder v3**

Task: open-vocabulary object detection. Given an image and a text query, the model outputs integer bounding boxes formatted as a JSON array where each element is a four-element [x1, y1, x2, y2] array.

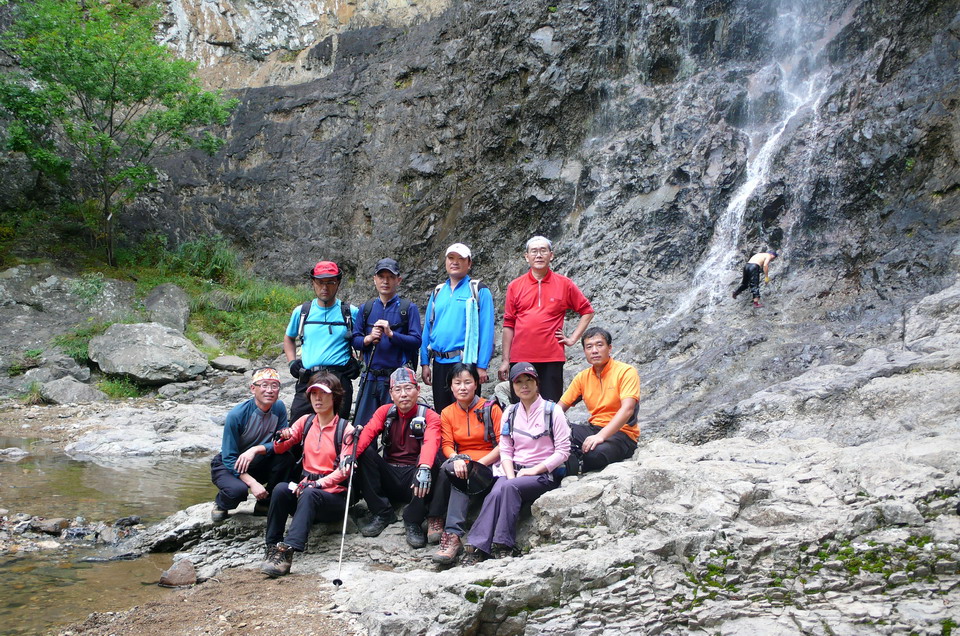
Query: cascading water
[[666, 0, 840, 322]]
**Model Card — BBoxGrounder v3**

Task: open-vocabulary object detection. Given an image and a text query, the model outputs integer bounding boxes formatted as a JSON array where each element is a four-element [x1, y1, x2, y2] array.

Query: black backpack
[[381, 403, 429, 448], [473, 397, 502, 445], [295, 300, 353, 348], [299, 414, 349, 469], [359, 297, 417, 372]]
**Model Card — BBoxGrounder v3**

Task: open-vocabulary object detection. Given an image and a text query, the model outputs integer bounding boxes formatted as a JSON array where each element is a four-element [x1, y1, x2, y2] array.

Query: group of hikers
[[209, 236, 778, 577]]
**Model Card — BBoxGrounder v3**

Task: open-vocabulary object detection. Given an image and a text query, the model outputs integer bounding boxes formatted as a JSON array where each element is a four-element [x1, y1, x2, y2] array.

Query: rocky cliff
[[125, 0, 960, 439]]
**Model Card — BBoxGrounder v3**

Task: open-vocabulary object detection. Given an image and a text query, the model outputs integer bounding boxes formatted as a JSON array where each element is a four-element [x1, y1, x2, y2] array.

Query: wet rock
[[40, 377, 108, 405], [0, 447, 28, 460], [89, 322, 208, 384], [31, 517, 69, 534], [144, 283, 191, 333], [159, 558, 197, 587]]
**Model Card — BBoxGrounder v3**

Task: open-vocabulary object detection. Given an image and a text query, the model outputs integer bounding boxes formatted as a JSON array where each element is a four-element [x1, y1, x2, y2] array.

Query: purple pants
[[466, 473, 557, 554]]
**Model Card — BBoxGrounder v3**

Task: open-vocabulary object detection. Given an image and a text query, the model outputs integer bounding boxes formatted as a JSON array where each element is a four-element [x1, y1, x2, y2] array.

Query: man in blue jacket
[[351, 257, 423, 429], [210, 367, 292, 522], [283, 260, 360, 422], [420, 243, 495, 412]]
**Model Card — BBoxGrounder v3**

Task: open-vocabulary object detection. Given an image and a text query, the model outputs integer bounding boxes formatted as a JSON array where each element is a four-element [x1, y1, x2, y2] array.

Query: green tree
[[0, 0, 236, 265]]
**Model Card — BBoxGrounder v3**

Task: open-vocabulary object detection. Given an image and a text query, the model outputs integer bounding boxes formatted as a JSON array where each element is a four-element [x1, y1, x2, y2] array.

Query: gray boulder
[[64, 404, 225, 456], [40, 377, 107, 404], [210, 355, 252, 372], [89, 323, 208, 384], [905, 281, 960, 353], [144, 283, 191, 333]]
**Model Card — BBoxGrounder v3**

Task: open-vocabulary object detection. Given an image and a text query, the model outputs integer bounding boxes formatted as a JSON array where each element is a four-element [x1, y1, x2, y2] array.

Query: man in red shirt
[[498, 236, 594, 401], [355, 368, 442, 548]]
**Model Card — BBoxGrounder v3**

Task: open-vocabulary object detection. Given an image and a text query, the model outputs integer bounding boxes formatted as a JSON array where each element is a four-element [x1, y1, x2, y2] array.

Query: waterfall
[[665, 1, 837, 323]]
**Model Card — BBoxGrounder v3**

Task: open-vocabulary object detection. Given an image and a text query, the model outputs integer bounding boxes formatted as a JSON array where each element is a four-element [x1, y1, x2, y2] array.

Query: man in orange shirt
[[559, 327, 640, 474]]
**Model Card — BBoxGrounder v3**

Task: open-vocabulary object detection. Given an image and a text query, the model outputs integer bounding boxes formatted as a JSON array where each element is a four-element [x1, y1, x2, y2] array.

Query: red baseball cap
[[311, 261, 341, 279]]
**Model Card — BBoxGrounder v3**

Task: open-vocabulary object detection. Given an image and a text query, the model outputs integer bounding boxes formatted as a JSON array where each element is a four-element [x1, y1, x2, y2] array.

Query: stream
[[0, 436, 212, 635]]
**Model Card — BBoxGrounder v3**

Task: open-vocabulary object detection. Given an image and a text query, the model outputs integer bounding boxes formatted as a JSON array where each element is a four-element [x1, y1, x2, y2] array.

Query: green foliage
[[7, 348, 43, 376], [20, 381, 44, 405], [52, 320, 111, 364], [943, 617, 957, 636], [464, 589, 482, 603], [116, 235, 301, 358], [69, 271, 106, 305], [97, 376, 144, 399], [0, 0, 237, 265]]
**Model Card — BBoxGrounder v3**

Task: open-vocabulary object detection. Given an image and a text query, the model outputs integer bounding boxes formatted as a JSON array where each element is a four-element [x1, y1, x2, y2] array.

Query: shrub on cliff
[[0, 0, 236, 266]]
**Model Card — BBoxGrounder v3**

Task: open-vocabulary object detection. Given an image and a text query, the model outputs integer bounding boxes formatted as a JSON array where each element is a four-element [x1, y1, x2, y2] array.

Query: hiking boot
[[211, 505, 228, 523], [252, 499, 270, 517], [460, 544, 486, 566], [361, 511, 398, 537], [426, 516, 444, 544], [260, 542, 294, 577], [491, 542, 521, 559], [732, 290, 741, 299], [432, 532, 463, 565], [405, 521, 427, 548], [753, 300, 763, 308]]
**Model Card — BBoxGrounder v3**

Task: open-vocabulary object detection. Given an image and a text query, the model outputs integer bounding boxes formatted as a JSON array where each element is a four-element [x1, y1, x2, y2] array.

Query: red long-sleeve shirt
[[356, 403, 441, 466], [503, 270, 593, 363]]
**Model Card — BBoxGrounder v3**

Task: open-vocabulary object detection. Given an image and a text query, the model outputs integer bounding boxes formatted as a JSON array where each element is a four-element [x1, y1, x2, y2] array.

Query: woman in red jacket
[[258, 371, 356, 577], [429, 363, 502, 565]]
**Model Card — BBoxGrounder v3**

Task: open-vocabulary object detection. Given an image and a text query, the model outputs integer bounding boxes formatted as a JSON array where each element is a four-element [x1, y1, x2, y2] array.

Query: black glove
[[289, 359, 304, 379]]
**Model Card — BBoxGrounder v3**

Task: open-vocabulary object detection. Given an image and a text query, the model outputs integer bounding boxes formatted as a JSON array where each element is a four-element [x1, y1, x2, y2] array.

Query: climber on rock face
[[733, 250, 778, 308]]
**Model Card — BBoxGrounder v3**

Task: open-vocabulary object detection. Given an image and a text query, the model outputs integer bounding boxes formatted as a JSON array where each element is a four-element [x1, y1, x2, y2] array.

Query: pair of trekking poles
[[330, 342, 378, 587]]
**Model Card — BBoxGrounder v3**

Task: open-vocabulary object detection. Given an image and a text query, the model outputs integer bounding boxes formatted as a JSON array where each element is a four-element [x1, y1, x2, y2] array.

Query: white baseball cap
[[445, 243, 472, 259]]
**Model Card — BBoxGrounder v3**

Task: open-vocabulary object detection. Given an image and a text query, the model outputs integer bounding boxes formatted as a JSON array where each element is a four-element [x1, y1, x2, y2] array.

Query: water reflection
[[0, 436, 215, 634]]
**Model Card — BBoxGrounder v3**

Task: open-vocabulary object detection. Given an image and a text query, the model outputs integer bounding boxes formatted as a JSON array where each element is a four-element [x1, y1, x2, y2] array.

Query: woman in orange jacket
[[427, 363, 502, 564]]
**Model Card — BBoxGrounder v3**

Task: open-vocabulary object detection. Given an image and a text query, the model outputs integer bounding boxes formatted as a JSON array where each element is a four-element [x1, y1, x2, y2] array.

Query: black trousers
[[290, 366, 354, 423], [265, 482, 346, 551], [568, 423, 637, 474], [357, 446, 432, 525], [210, 451, 294, 511], [734, 263, 762, 299], [430, 361, 457, 413], [509, 361, 565, 403]]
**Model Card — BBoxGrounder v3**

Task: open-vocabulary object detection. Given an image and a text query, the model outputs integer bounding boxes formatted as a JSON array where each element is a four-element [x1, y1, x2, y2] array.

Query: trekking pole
[[332, 341, 377, 587]]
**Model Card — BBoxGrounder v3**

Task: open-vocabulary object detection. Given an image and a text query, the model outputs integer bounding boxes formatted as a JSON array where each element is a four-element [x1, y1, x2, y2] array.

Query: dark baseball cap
[[374, 258, 400, 275], [509, 362, 539, 382]]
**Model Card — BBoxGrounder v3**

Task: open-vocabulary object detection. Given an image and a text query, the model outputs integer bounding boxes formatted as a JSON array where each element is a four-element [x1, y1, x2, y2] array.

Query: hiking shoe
[[753, 301, 763, 308], [361, 511, 398, 537], [405, 521, 427, 548], [426, 516, 444, 544], [260, 542, 294, 577], [460, 544, 486, 566], [432, 532, 463, 565], [491, 542, 521, 559], [211, 506, 228, 523], [732, 290, 740, 299], [253, 499, 270, 517]]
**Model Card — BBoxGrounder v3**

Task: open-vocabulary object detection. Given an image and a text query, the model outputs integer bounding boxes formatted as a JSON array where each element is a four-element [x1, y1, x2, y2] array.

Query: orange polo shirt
[[559, 358, 641, 442], [440, 397, 502, 461]]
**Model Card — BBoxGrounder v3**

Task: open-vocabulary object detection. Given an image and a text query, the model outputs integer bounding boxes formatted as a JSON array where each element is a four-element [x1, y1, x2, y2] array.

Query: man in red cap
[[284, 261, 360, 423]]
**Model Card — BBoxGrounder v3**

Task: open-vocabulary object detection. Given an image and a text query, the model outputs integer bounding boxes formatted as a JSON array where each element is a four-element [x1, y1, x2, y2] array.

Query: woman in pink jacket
[[463, 362, 570, 564]]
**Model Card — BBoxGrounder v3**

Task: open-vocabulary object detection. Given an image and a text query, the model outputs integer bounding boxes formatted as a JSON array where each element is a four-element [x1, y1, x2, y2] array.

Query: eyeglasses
[[390, 384, 417, 395], [527, 247, 551, 255], [313, 279, 339, 286], [253, 382, 281, 391]]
